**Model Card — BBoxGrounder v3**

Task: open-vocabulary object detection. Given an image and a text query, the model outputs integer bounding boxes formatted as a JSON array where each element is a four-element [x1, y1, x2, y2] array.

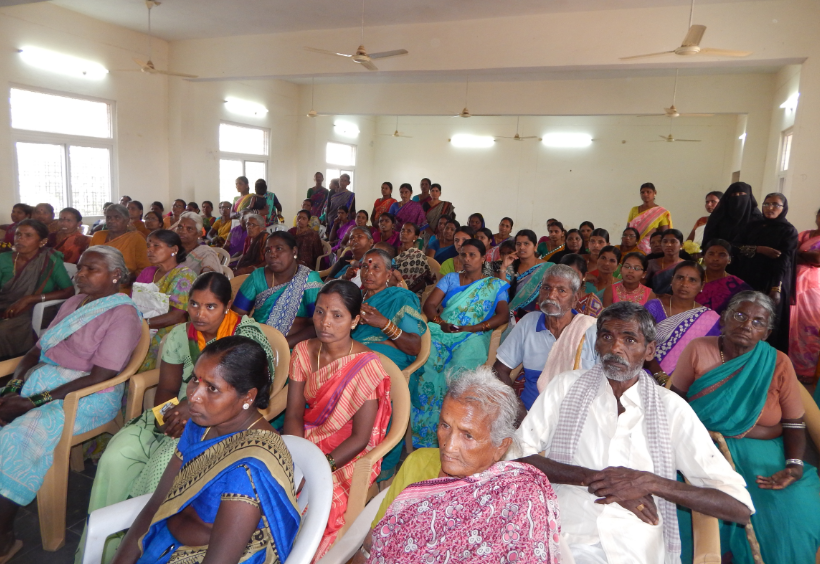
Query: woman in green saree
[[672, 291, 820, 564], [232, 231, 323, 348], [498, 229, 551, 324], [414, 238, 510, 448]]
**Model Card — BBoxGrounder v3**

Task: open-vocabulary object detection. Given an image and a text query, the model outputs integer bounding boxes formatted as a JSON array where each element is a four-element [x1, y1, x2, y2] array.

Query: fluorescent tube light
[[738, 133, 747, 141], [542, 133, 593, 148], [334, 121, 360, 138], [780, 93, 799, 112], [450, 134, 494, 148], [19, 47, 108, 80], [225, 97, 268, 117]]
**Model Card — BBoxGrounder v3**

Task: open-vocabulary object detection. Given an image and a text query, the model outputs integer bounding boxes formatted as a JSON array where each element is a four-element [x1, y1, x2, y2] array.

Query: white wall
[[761, 64, 801, 196], [0, 3, 170, 221]]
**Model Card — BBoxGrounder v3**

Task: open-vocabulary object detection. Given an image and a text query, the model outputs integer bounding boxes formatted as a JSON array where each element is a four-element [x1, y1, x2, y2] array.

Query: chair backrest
[[230, 273, 249, 298], [426, 256, 441, 279], [257, 324, 292, 419], [220, 265, 234, 279], [140, 334, 169, 412], [401, 328, 431, 381], [213, 246, 232, 266], [484, 323, 508, 366], [64, 263, 78, 278], [31, 299, 67, 339], [281, 435, 334, 564]]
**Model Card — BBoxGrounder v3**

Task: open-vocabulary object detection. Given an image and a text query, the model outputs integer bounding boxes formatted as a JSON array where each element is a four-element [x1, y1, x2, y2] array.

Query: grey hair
[[363, 248, 392, 268], [350, 226, 373, 240], [80, 245, 130, 281], [178, 211, 204, 232], [724, 290, 776, 329], [445, 366, 519, 450], [542, 263, 581, 294], [105, 203, 129, 220], [597, 301, 657, 343], [246, 214, 266, 227]]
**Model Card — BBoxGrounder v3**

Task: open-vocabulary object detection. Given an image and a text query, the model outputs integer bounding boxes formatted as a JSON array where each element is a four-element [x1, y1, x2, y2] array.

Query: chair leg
[[37, 462, 68, 551], [69, 445, 85, 473]]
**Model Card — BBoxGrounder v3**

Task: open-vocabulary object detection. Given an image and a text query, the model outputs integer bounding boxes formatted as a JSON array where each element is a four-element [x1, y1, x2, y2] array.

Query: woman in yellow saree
[[627, 182, 673, 254]]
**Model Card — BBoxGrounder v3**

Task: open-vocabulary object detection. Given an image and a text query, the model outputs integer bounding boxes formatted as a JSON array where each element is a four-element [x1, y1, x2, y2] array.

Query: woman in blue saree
[[414, 238, 510, 447], [0, 246, 143, 562], [672, 291, 820, 564], [233, 231, 323, 348], [497, 229, 551, 325], [111, 336, 300, 564]]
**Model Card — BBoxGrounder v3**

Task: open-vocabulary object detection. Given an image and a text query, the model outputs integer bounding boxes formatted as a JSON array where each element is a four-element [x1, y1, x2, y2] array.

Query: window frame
[[218, 121, 270, 202], [325, 141, 357, 192], [9, 84, 118, 214], [776, 127, 793, 192]]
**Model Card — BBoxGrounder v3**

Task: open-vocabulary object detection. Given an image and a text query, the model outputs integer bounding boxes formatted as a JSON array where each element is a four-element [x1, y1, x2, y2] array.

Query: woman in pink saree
[[389, 183, 428, 232], [790, 207, 820, 385], [627, 182, 672, 254]]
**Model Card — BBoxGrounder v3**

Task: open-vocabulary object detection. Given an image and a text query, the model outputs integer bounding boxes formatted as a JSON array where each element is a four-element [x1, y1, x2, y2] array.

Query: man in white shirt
[[512, 301, 754, 564], [493, 264, 598, 410]]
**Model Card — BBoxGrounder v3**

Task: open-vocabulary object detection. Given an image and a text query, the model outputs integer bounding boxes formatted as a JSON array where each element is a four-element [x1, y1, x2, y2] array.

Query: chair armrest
[[691, 510, 721, 564], [82, 494, 152, 564], [315, 252, 331, 271], [317, 489, 388, 564], [0, 357, 22, 378], [126, 369, 161, 421], [32, 299, 67, 339]]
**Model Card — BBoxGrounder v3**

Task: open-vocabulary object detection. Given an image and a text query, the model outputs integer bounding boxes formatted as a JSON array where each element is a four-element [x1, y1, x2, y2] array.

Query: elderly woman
[[233, 231, 323, 347], [284, 280, 392, 559], [356, 367, 561, 564], [644, 261, 720, 385], [414, 238, 510, 447], [673, 291, 820, 564], [394, 222, 433, 296], [135, 230, 196, 372], [50, 207, 90, 264], [327, 226, 374, 281], [695, 239, 752, 314], [1, 219, 76, 358], [90, 204, 151, 287], [438, 225, 475, 276], [627, 182, 672, 253], [371, 182, 396, 225], [498, 229, 550, 323], [389, 183, 428, 233], [81, 273, 276, 562], [111, 337, 300, 564], [175, 212, 221, 275], [0, 246, 142, 562], [644, 228, 685, 295], [232, 213, 268, 276], [288, 210, 324, 269]]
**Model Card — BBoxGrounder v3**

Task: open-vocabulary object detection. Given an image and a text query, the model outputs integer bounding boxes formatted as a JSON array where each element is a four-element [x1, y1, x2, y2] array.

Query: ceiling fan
[[652, 131, 701, 143], [496, 117, 541, 141], [306, 78, 332, 118], [451, 78, 497, 118], [378, 117, 413, 138], [116, 1, 197, 78], [304, 0, 408, 71], [639, 70, 714, 118], [621, 0, 751, 60]]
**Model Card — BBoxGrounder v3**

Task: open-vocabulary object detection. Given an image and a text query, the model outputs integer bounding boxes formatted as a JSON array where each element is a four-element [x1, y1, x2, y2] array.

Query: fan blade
[[659, 135, 670, 139], [637, 114, 667, 118], [368, 49, 409, 60], [154, 69, 198, 78], [619, 50, 676, 60], [133, 58, 149, 68], [304, 46, 353, 58], [675, 139, 702, 142], [679, 113, 715, 117], [360, 59, 378, 71], [681, 24, 707, 47], [698, 48, 752, 57]]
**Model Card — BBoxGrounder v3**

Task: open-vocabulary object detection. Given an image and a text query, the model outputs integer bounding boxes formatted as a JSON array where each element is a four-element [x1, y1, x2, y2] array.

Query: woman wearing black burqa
[[731, 192, 798, 352], [702, 182, 763, 256]]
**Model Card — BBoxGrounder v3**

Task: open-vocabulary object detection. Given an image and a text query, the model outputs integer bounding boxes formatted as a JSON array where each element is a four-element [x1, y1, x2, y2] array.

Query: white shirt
[[510, 368, 755, 564]]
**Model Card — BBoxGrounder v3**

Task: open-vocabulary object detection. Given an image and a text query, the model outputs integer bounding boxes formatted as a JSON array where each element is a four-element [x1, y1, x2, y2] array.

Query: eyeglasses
[[730, 310, 768, 330], [621, 264, 644, 272], [761, 202, 784, 209]]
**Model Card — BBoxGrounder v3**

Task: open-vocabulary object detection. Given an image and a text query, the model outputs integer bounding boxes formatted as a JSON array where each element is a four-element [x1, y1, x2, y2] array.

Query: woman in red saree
[[627, 182, 672, 254], [371, 182, 397, 225], [284, 280, 391, 560]]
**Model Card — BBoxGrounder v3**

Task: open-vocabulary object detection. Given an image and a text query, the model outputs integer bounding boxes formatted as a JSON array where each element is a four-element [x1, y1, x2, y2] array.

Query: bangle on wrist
[[0, 379, 24, 397], [786, 458, 804, 467], [653, 371, 670, 386], [41, 294, 46, 303], [28, 391, 53, 408], [325, 452, 337, 472], [782, 422, 806, 429]]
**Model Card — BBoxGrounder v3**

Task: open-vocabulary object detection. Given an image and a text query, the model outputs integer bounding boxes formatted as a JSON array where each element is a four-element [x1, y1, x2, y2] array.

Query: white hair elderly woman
[[0, 246, 143, 561], [232, 213, 268, 276], [174, 211, 222, 274], [354, 366, 562, 564]]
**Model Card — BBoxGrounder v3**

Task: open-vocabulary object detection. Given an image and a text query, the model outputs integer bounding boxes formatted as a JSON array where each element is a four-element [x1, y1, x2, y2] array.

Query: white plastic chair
[[317, 489, 388, 564], [81, 435, 332, 564], [220, 265, 234, 279], [213, 247, 232, 266], [31, 299, 67, 338], [64, 263, 78, 278]]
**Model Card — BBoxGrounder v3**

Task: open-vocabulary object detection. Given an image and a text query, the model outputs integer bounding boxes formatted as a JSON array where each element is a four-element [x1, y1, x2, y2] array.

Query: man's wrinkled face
[[595, 318, 655, 382], [538, 275, 575, 318]]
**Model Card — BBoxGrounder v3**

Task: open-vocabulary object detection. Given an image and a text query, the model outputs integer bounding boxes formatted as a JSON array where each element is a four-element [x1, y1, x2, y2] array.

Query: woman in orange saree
[[627, 182, 672, 254], [283, 280, 391, 561]]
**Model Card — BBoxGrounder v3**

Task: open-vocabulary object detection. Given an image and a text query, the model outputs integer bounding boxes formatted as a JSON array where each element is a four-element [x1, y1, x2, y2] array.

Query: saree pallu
[[291, 344, 392, 559], [391, 200, 428, 231], [645, 300, 720, 376], [89, 230, 151, 282], [0, 294, 136, 506], [373, 230, 400, 247], [308, 186, 330, 218], [508, 262, 552, 318], [789, 231, 820, 381], [536, 241, 565, 262], [330, 219, 355, 252], [231, 193, 255, 213], [137, 422, 300, 564], [425, 201, 454, 232], [410, 277, 509, 448], [695, 275, 752, 315], [235, 232, 269, 273], [226, 225, 247, 256], [369, 461, 561, 564], [51, 231, 90, 264], [234, 266, 322, 332], [629, 205, 673, 254], [687, 342, 820, 564], [373, 197, 397, 221], [325, 190, 356, 228], [647, 260, 678, 295]]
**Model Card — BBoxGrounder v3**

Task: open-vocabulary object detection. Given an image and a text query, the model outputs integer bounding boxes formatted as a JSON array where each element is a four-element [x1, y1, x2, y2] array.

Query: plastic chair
[[317, 489, 388, 564], [0, 321, 151, 551], [220, 264, 234, 279], [213, 246, 232, 266], [31, 299, 68, 338], [401, 330, 431, 454], [484, 323, 508, 366], [81, 435, 333, 564], [64, 263, 78, 278], [230, 273, 249, 298], [315, 240, 333, 271], [426, 256, 441, 281]]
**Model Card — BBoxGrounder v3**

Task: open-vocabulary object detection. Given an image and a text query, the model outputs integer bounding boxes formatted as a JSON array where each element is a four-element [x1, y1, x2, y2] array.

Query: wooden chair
[[401, 330, 432, 454], [220, 265, 234, 280], [126, 324, 291, 423], [426, 256, 441, 281], [230, 273, 249, 299], [336, 354, 410, 540], [315, 240, 333, 271], [0, 321, 150, 551]]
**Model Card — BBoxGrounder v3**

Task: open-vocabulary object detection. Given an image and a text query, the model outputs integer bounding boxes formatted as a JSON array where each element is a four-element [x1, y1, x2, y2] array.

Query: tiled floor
[[9, 460, 97, 564]]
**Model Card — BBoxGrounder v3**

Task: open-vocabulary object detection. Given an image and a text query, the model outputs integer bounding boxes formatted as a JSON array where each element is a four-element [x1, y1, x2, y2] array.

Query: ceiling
[[37, 0, 756, 41]]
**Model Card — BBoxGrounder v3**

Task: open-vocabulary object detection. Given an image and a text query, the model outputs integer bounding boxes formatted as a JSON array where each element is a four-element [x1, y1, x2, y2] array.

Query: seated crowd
[[0, 175, 817, 564]]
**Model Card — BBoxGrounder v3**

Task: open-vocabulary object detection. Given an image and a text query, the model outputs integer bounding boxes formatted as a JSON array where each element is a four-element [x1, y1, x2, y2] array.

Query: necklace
[[666, 296, 697, 316], [317, 340, 355, 371], [719, 336, 725, 364], [152, 266, 168, 284], [203, 414, 266, 441], [12, 252, 19, 276]]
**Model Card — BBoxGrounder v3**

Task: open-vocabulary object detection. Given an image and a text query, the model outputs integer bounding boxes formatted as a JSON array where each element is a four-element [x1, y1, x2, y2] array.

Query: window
[[325, 142, 356, 191], [10, 87, 114, 217], [218, 122, 269, 202], [777, 128, 793, 191]]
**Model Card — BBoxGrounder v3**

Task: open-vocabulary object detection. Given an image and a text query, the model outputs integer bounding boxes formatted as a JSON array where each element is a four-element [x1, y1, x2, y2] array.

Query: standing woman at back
[[627, 182, 672, 254], [732, 192, 798, 352], [703, 182, 762, 259]]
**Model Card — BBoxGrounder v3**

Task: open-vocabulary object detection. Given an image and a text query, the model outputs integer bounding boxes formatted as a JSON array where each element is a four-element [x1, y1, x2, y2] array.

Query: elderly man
[[493, 264, 599, 410], [513, 301, 754, 564], [33, 203, 60, 235], [351, 367, 562, 564]]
